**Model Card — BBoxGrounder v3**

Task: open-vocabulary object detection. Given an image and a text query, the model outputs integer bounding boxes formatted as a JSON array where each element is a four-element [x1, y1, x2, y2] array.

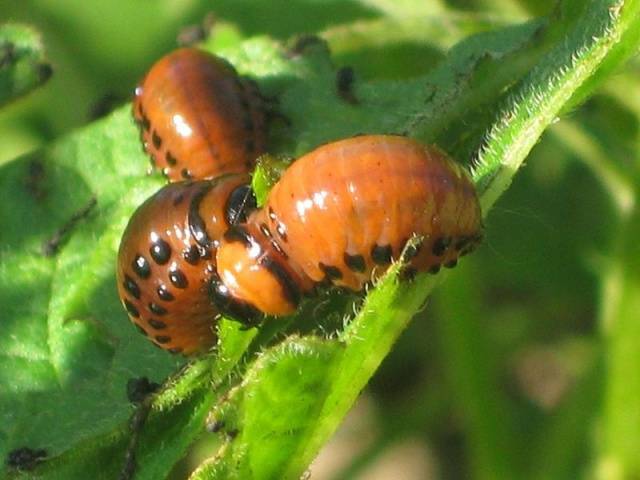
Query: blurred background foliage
[[1, 0, 639, 479]]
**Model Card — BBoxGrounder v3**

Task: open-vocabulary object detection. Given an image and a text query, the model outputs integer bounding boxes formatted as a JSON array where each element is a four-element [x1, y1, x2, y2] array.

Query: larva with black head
[[133, 48, 268, 182], [116, 174, 257, 354], [211, 135, 483, 322]]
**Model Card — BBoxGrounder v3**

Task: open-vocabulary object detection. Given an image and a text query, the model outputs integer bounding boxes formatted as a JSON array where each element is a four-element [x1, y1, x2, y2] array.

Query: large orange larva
[[211, 135, 483, 320], [133, 48, 267, 182], [116, 174, 256, 354]]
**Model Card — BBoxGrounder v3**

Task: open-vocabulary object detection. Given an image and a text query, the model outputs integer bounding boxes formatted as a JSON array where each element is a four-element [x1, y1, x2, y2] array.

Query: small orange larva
[[116, 174, 256, 354], [133, 48, 267, 182], [211, 135, 483, 320]]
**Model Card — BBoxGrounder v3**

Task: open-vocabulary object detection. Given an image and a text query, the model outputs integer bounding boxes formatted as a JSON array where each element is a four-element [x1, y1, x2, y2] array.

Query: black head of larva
[[225, 184, 257, 225]]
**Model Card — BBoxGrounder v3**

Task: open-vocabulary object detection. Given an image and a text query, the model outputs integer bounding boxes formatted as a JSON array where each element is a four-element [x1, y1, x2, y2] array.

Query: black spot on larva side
[[148, 318, 167, 330], [259, 223, 272, 238], [150, 237, 171, 265], [432, 237, 451, 257], [344, 253, 366, 273], [181, 168, 192, 180], [400, 266, 418, 281], [188, 182, 214, 248], [123, 275, 141, 299], [152, 130, 162, 149], [141, 115, 151, 132], [319, 262, 343, 280], [260, 257, 301, 308], [183, 244, 200, 265], [155, 335, 171, 344], [224, 225, 253, 248], [169, 268, 188, 289], [428, 264, 441, 274], [402, 240, 422, 260], [276, 222, 287, 242], [168, 347, 183, 354], [166, 151, 177, 166], [157, 284, 175, 301], [132, 254, 151, 279], [148, 302, 167, 316], [123, 299, 140, 318], [172, 192, 185, 207], [371, 244, 393, 265], [444, 259, 458, 269]]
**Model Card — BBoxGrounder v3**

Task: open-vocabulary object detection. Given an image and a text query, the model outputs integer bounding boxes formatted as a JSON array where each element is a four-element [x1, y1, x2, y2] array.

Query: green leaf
[[0, 24, 52, 107]]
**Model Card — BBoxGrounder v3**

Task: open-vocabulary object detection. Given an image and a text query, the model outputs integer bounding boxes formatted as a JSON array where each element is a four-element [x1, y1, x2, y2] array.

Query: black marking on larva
[[400, 266, 417, 281], [151, 131, 162, 149], [428, 264, 441, 274], [224, 225, 253, 248], [371, 245, 393, 265], [123, 275, 141, 299], [432, 237, 451, 257], [402, 239, 422, 260], [183, 244, 200, 265], [150, 237, 171, 265], [454, 236, 472, 251], [181, 168, 193, 180], [134, 323, 148, 337], [166, 151, 177, 166], [123, 299, 140, 318], [344, 253, 366, 273], [168, 347, 183, 354], [6, 447, 48, 471], [155, 335, 171, 344], [319, 262, 343, 280], [148, 318, 167, 330], [157, 284, 175, 301], [209, 272, 262, 326], [132, 254, 151, 279], [259, 223, 272, 238], [188, 183, 214, 248], [260, 257, 301, 308], [225, 185, 257, 226], [169, 268, 188, 289], [172, 191, 185, 207], [275, 222, 287, 242], [268, 207, 276, 221], [444, 259, 458, 269], [148, 302, 167, 316]]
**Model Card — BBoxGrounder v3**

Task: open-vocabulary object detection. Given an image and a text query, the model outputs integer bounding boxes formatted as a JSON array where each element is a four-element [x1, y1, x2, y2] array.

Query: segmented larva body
[[133, 48, 267, 182], [116, 174, 255, 354], [212, 135, 483, 321]]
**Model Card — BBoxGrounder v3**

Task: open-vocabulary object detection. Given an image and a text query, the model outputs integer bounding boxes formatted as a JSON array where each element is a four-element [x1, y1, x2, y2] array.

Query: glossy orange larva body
[[212, 135, 483, 320], [133, 48, 267, 182], [117, 174, 255, 354]]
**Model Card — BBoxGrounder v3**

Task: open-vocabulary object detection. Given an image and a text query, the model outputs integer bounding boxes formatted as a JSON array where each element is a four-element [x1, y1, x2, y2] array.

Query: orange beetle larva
[[133, 48, 268, 182], [210, 135, 483, 322], [116, 174, 256, 354]]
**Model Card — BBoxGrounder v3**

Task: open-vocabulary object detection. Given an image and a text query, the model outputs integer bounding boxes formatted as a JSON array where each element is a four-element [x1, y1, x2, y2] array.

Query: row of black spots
[[131, 320, 171, 347], [268, 207, 288, 243], [259, 222, 288, 260]]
